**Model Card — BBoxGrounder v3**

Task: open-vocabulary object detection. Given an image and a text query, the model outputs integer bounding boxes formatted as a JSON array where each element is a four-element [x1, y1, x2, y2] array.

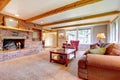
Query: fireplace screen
[[3, 39, 25, 50]]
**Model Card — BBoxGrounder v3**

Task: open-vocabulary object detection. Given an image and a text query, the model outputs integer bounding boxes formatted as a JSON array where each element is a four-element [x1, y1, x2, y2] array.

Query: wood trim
[[42, 29, 57, 32], [42, 11, 120, 26], [111, 15, 119, 23], [40, 30, 42, 41], [26, 0, 101, 22], [51, 21, 110, 29], [56, 31, 58, 47], [0, 25, 33, 32], [0, 0, 11, 11]]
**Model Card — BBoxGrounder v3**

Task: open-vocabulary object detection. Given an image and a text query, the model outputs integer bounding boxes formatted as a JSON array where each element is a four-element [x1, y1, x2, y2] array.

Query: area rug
[[0, 50, 84, 80]]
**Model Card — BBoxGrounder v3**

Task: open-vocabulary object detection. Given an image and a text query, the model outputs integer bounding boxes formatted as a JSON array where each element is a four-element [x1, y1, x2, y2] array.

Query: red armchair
[[63, 40, 79, 51]]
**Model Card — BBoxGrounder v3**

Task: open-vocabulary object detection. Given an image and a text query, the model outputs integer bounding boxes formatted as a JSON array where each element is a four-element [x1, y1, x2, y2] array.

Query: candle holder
[[16, 42, 21, 49]]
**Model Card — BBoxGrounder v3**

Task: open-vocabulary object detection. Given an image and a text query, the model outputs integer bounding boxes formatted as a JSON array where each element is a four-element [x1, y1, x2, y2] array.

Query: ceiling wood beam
[[0, 0, 11, 11], [42, 29, 57, 32], [111, 15, 119, 23], [26, 0, 101, 22], [51, 21, 110, 29], [42, 11, 120, 26]]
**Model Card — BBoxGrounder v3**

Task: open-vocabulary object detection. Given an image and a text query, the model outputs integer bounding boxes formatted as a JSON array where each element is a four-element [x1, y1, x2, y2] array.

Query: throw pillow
[[89, 48, 106, 55], [105, 43, 115, 55], [84, 50, 90, 55], [113, 44, 120, 50], [110, 48, 120, 56], [90, 43, 99, 49], [100, 43, 110, 47]]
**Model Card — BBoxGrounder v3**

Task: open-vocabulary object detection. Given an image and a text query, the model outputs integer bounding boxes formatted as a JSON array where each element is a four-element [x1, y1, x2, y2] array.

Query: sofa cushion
[[78, 68, 87, 74], [84, 50, 90, 55], [89, 48, 106, 55], [78, 68, 87, 79]]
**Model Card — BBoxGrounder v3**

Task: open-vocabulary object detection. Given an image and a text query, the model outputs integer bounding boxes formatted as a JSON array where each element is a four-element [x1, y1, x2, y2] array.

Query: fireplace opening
[[3, 39, 25, 51]]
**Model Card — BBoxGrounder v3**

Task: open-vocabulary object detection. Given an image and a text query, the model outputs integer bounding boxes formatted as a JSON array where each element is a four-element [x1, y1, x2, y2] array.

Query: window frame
[[65, 28, 91, 44]]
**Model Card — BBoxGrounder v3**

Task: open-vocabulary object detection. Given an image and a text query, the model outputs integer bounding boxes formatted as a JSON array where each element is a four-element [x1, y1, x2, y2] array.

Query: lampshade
[[97, 33, 105, 39]]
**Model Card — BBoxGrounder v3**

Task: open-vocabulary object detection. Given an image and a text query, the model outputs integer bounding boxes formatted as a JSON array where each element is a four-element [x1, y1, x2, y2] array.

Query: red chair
[[63, 40, 79, 51]]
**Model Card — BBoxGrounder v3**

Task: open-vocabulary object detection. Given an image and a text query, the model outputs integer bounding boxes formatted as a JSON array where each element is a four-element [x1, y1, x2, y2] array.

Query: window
[[112, 20, 118, 43], [78, 29, 91, 44], [66, 28, 91, 44], [66, 30, 77, 43]]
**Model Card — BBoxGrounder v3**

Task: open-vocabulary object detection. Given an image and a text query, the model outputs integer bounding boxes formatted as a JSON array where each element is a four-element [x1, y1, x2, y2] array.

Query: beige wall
[[92, 25, 107, 43], [57, 25, 108, 46], [58, 30, 66, 47]]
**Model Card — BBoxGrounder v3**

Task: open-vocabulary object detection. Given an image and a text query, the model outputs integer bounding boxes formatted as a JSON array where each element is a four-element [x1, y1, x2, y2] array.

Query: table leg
[[50, 52, 52, 62], [65, 54, 68, 67], [74, 51, 76, 58]]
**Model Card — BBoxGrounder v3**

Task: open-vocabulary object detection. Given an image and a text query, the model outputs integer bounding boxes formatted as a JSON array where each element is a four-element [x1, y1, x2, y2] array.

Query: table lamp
[[97, 33, 105, 43]]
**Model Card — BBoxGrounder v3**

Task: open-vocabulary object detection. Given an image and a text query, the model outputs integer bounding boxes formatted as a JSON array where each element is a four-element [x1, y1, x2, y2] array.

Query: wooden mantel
[[0, 26, 33, 32], [1, 36, 26, 40]]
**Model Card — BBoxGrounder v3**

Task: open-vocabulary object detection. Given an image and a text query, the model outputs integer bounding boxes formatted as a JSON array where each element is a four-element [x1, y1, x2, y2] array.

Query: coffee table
[[50, 48, 76, 67]]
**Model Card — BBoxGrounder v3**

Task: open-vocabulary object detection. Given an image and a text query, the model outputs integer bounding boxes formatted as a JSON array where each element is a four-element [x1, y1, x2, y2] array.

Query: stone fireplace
[[0, 28, 42, 62], [1, 37, 25, 51], [3, 39, 25, 50]]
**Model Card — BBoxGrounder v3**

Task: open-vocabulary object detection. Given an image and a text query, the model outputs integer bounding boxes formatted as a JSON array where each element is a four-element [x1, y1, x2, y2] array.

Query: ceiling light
[[40, 21, 44, 24], [9, 19, 13, 21], [15, 14, 19, 17]]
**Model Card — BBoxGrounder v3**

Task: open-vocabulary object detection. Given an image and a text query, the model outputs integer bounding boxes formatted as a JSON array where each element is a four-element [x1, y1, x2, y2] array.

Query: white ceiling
[[1, 0, 78, 19], [0, 0, 120, 29], [58, 24, 107, 30], [42, 14, 118, 28], [33, 0, 120, 24]]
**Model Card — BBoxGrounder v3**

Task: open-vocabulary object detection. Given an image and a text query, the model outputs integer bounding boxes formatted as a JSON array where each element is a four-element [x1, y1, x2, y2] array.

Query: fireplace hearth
[[3, 39, 25, 51]]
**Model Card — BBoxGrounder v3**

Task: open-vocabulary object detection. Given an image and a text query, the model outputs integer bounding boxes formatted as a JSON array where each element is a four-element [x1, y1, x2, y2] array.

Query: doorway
[[42, 32, 57, 48]]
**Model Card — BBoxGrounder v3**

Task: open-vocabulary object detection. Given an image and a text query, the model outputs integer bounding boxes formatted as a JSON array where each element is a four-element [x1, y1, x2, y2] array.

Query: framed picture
[[4, 16, 18, 28], [59, 33, 65, 39]]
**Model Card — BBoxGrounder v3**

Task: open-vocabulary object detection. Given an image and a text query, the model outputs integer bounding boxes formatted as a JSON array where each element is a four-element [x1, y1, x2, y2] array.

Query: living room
[[0, 0, 120, 80]]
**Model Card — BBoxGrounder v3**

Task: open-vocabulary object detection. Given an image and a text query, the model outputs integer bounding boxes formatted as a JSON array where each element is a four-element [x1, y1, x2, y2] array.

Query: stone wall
[[0, 29, 43, 62], [0, 28, 33, 49], [0, 41, 43, 62]]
